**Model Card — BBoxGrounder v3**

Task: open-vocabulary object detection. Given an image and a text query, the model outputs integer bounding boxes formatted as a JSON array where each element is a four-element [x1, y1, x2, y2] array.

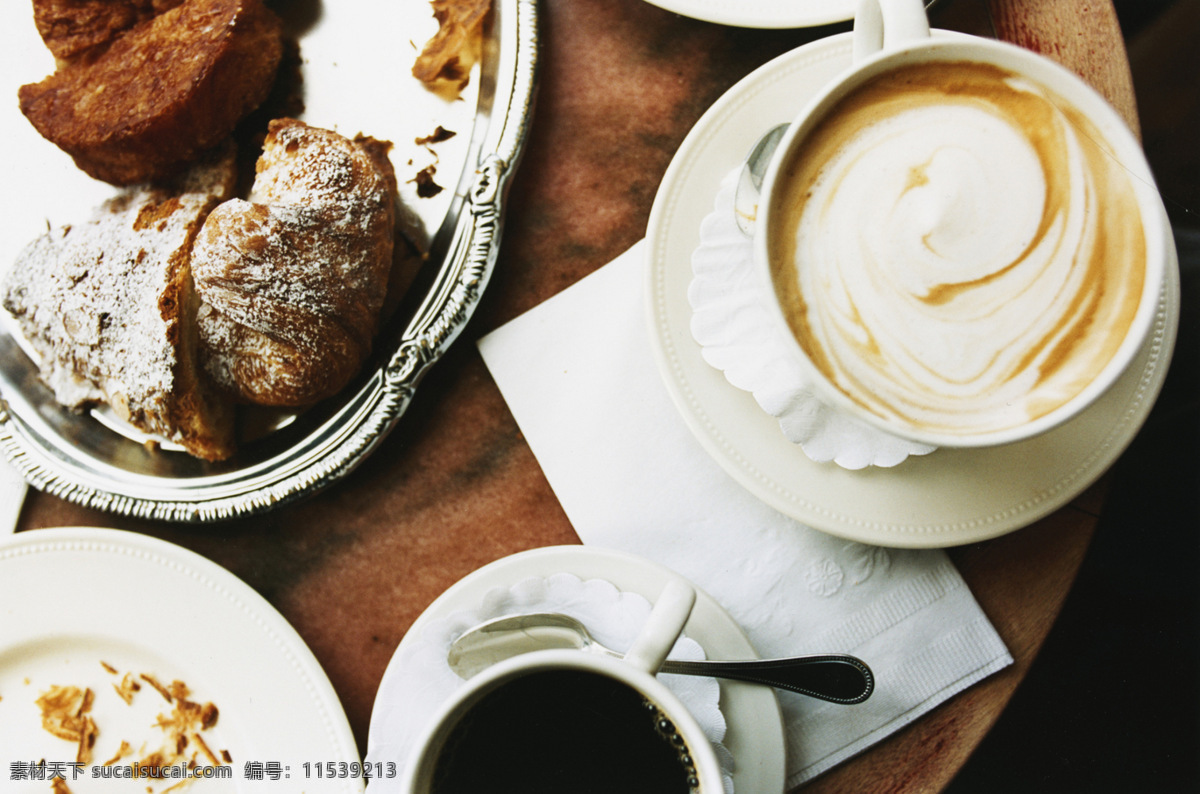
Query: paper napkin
[[477, 243, 1012, 788]]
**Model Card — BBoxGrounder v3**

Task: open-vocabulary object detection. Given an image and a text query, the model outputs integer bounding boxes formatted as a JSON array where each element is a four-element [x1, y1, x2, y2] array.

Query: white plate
[[366, 545, 787, 794], [645, 32, 1181, 548], [0, 527, 362, 792], [643, 0, 855, 29]]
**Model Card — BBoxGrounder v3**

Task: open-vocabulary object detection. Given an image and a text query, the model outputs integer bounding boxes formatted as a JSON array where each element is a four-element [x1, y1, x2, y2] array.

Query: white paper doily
[[687, 168, 936, 469], [366, 572, 734, 793]]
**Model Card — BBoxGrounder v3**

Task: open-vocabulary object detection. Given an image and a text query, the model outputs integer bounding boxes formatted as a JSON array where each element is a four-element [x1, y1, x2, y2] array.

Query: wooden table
[[14, 0, 1141, 790]]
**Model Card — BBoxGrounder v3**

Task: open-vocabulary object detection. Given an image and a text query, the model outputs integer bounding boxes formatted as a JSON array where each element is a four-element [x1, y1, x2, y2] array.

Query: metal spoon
[[733, 123, 789, 236], [447, 612, 874, 705]]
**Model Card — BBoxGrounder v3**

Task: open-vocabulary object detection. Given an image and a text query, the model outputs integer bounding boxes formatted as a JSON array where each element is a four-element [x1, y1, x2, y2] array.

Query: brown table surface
[[14, 0, 1151, 791]]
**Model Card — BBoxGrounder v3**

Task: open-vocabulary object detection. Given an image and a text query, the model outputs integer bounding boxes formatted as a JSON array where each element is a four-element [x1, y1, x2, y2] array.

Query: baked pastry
[[2, 147, 238, 461], [18, 0, 282, 185], [191, 119, 397, 408], [32, 0, 184, 65], [412, 0, 491, 88]]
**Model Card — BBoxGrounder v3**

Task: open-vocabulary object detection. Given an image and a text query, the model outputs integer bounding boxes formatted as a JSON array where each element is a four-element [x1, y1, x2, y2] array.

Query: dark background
[[946, 2, 1199, 791]]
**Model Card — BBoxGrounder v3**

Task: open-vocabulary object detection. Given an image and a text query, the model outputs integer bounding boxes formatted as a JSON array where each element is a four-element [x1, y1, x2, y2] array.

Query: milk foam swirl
[[771, 61, 1146, 436]]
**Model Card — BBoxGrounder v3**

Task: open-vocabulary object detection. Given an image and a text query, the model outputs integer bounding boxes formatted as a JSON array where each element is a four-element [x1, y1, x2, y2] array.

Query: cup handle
[[624, 579, 697, 675], [853, 0, 931, 63]]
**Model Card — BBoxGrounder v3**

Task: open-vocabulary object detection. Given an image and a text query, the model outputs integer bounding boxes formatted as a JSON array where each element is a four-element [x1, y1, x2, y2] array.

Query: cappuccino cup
[[756, 0, 1170, 448], [398, 579, 724, 794]]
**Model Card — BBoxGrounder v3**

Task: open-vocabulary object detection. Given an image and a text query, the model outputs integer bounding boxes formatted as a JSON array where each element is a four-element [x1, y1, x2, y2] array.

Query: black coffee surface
[[430, 669, 698, 794]]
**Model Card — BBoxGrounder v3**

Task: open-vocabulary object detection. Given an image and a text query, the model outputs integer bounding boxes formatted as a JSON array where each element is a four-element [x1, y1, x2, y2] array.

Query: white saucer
[[365, 545, 787, 794], [645, 32, 1181, 548], [0, 527, 362, 792], [642, 0, 855, 29]]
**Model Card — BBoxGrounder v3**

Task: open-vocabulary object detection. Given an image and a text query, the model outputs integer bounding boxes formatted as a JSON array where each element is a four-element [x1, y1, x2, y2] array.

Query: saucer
[[0, 527, 362, 792], [365, 545, 787, 794], [645, 32, 1181, 547], [642, 0, 855, 29]]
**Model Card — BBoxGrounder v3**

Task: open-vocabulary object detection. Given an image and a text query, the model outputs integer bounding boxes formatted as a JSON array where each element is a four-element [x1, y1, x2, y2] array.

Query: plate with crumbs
[[0, 0, 537, 521], [0, 527, 362, 792]]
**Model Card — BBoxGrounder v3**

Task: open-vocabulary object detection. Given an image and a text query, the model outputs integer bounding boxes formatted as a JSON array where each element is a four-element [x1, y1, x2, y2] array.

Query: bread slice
[[19, 0, 281, 186], [3, 146, 238, 461], [32, 0, 185, 65]]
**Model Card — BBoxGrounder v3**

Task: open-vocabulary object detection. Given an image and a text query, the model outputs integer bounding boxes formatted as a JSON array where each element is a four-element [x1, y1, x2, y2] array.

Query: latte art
[[770, 60, 1146, 436]]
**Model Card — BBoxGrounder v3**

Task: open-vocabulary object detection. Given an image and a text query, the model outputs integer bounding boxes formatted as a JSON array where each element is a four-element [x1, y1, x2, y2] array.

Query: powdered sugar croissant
[[191, 118, 397, 407], [2, 146, 239, 461]]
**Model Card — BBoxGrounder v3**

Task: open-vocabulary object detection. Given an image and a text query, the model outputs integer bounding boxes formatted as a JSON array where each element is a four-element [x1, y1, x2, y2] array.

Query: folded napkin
[[477, 243, 1012, 788]]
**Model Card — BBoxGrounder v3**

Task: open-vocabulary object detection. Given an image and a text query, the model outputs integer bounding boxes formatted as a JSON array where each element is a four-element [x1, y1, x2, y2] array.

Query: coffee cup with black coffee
[[399, 579, 724, 794], [755, 0, 1172, 448]]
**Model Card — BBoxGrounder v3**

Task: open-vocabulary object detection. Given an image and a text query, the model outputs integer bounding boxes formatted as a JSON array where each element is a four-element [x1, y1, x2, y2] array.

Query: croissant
[[191, 119, 397, 408], [2, 146, 239, 461]]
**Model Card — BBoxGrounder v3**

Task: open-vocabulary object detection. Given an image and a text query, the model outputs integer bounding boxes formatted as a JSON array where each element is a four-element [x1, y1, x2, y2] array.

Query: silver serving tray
[[0, 0, 539, 521]]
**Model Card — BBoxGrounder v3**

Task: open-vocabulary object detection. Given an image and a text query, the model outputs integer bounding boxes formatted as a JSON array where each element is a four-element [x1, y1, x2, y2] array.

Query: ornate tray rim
[[0, 0, 540, 523]]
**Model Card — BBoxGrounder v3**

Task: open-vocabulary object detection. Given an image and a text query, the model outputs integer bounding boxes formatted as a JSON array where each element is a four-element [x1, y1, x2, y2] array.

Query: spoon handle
[[659, 654, 874, 704]]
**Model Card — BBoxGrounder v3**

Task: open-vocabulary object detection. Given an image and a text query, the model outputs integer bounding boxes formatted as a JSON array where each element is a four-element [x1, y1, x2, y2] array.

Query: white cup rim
[[755, 36, 1168, 449], [399, 649, 725, 793]]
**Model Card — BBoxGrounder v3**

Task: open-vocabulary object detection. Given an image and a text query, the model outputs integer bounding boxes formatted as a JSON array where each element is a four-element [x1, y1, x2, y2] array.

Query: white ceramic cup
[[398, 579, 723, 793], [755, 0, 1171, 449]]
